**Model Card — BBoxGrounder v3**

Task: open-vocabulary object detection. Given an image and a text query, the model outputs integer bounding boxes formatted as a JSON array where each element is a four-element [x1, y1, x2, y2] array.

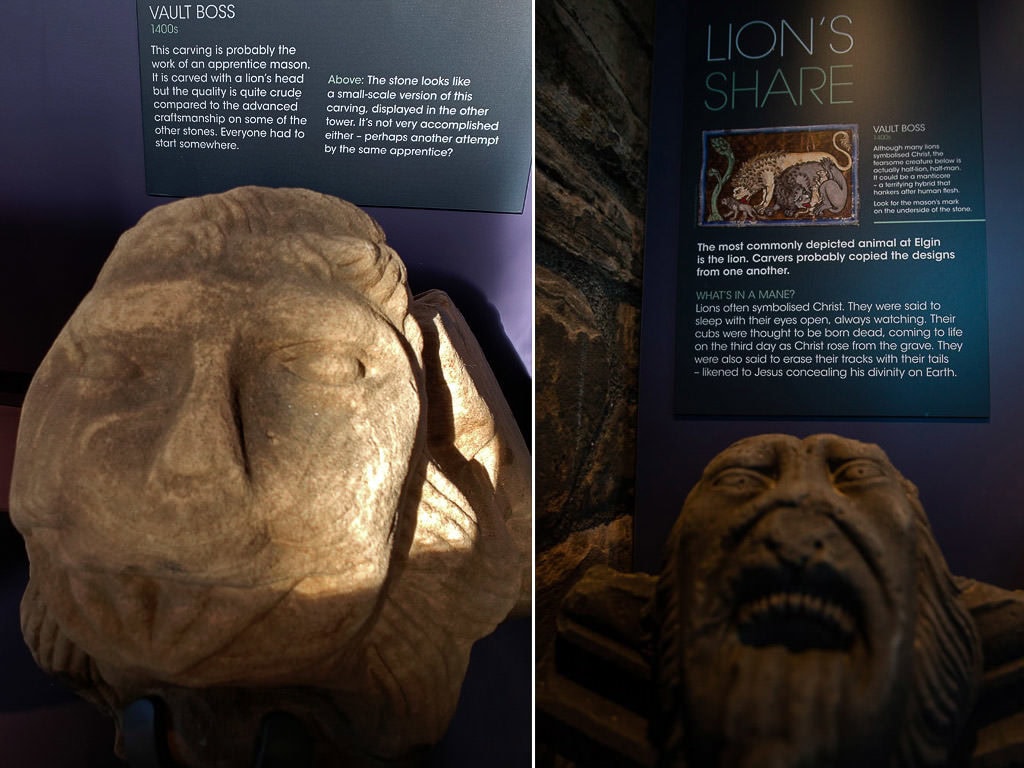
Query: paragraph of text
[[148, 43, 310, 150], [691, 298, 967, 381], [323, 73, 500, 159], [694, 235, 955, 278], [871, 132, 971, 218]]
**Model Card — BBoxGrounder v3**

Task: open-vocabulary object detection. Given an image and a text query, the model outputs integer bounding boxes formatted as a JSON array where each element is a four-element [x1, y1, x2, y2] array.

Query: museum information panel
[[136, 1, 531, 212], [668, 0, 987, 417]]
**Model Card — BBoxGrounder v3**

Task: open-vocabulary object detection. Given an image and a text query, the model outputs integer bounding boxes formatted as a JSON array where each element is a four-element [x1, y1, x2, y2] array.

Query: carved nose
[[753, 506, 840, 568], [147, 365, 245, 490]]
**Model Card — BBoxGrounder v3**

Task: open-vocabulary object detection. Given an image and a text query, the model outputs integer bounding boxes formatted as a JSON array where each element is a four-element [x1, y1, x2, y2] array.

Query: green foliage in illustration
[[707, 136, 734, 222]]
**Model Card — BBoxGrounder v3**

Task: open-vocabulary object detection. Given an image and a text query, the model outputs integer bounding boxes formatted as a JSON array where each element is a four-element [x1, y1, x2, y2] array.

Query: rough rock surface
[[535, 0, 655, 646], [539, 435, 1024, 768]]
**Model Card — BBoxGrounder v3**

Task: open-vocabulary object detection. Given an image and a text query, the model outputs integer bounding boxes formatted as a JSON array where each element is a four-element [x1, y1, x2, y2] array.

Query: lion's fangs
[[736, 591, 856, 647]]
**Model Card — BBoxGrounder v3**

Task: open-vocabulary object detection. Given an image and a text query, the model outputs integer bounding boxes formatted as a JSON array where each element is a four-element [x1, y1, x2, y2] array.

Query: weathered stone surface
[[655, 434, 981, 768], [535, 268, 640, 544], [544, 568, 1024, 768], [536, 514, 632, 653], [535, 0, 655, 605], [537, 0, 654, 279], [541, 435, 1024, 768], [11, 186, 530, 766]]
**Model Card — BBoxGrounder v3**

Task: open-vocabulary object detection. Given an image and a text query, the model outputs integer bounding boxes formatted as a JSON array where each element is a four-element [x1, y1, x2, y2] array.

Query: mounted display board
[[136, 0, 531, 212], [650, 0, 988, 418]]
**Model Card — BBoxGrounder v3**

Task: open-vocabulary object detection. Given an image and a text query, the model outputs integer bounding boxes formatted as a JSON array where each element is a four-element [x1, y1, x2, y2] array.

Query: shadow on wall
[[0, 215, 131, 406], [0, 407, 17, 511]]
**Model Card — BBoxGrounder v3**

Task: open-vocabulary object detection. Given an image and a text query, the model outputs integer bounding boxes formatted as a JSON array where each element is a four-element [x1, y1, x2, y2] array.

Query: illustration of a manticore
[[701, 124, 858, 227]]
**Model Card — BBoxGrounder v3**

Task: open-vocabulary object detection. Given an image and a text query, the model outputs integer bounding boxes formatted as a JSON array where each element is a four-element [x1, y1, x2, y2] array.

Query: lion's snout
[[748, 505, 847, 569]]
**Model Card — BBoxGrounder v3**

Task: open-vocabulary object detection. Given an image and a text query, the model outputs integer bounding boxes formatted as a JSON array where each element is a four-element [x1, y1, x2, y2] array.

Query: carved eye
[[76, 348, 143, 381], [709, 467, 774, 495], [278, 342, 366, 386], [831, 459, 885, 487]]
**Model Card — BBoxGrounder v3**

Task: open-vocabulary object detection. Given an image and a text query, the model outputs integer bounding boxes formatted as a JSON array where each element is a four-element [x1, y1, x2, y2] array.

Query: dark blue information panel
[[665, 0, 988, 417], [136, 1, 531, 212]]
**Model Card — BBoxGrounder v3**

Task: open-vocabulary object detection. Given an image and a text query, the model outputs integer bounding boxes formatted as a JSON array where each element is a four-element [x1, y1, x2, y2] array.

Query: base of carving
[[538, 566, 1024, 768], [121, 699, 318, 768]]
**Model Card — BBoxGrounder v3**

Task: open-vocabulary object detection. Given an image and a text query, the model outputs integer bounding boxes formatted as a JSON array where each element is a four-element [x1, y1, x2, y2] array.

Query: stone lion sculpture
[[10, 186, 531, 766], [537, 434, 1024, 768], [653, 433, 981, 768]]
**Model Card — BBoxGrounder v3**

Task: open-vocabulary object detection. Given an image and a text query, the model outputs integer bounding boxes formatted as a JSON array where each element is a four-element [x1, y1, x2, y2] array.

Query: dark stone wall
[[535, 0, 656, 644]]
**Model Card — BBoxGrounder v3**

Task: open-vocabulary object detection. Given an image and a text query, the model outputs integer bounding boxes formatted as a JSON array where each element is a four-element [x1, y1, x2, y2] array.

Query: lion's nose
[[144, 352, 248, 496], [752, 506, 843, 568]]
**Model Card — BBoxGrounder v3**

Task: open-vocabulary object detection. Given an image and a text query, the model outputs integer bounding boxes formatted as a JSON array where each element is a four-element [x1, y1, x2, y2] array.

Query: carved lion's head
[[654, 434, 981, 768], [12, 187, 530, 764]]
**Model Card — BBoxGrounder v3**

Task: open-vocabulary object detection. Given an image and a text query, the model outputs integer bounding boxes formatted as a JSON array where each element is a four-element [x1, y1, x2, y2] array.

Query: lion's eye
[[709, 467, 773, 494], [277, 342, 366, 386], [832, 459, 885, 486], [77, 348, 143, 381]]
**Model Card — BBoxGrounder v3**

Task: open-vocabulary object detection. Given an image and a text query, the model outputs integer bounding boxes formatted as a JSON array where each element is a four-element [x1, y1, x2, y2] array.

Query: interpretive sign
[[663, 0, 987, 417], [136, 1, 531, 212]]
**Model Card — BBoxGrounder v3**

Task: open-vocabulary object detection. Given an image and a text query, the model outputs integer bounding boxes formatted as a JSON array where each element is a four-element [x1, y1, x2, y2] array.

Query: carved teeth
[[736, 591, 855, 641]]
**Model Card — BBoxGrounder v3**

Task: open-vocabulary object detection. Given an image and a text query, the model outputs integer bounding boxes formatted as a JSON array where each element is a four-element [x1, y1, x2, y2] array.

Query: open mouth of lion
[[733, 564, 863, 653]]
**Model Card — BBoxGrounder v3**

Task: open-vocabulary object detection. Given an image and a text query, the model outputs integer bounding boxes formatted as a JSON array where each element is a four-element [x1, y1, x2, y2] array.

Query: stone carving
[[11, 186, 531, 766], [538, 434, 1024, 768], [655, 433, 981, 768]]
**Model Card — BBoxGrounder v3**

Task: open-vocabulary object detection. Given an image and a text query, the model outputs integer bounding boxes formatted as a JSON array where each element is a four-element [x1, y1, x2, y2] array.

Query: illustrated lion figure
[[653, 433, 982, 768], [731, 131, 853, 213]]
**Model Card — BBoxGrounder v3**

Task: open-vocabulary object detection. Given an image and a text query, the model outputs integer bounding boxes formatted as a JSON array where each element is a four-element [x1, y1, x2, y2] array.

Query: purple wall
[[0, 1, 533, 397]]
